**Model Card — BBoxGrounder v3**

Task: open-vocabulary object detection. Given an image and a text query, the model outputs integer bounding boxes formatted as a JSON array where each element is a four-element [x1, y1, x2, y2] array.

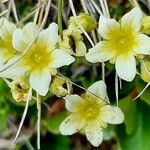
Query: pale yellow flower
[[60, 81, 124, 147], [86, 7, 150, 81], [0, 22, 75, 96]]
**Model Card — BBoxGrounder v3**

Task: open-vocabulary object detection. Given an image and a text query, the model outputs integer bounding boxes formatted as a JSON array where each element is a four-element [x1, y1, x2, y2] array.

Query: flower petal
[[50, 49, 75, 68], [0, 18, 16, 40], [115, 54, 136, 81], [23, 22, 38, 39], [85, 42, 115, 63], [12, 29, 28, 52], [98, 15, 120, 39], [74, 41, 86, 56], [38, 23, 58, 49], [85, 122, 103, 147], [0, 57, 28, 79], [12, 23, 38, 52], [87, 80, 108, 101], [29, 68, 51, 96], [60, 114, 84, 135], [0, 55, 5, 65], [135, 34, 150, 55], [85, 47, 100, 63], [64, 94, 83, 112], [121, 7, 143, 32], [100, 105, 124, 124]]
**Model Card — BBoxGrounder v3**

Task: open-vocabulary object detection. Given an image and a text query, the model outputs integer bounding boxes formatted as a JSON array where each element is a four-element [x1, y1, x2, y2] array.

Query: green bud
[[141, 60, 150, 82], [142, 16, 150, 34], [69, 13, 97, 32]]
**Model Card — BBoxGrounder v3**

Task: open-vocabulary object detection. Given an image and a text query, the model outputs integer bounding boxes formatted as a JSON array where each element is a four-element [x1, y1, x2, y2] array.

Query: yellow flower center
[[77, 95, 106, 122], [22, 41, 51, 71], [108, 27, 138, 56]]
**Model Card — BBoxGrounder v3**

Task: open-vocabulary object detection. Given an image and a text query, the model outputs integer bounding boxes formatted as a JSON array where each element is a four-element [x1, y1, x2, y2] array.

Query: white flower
[[0, 18, 16, 65], [0, 22, 75, 96], [86, 7, 150, 81], [60, 80, 124, 147]]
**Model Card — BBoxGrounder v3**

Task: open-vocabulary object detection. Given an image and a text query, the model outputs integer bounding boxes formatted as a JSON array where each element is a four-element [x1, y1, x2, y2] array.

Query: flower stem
[[14, 88, 32, 143], [58, 0, 63, 40], [37, 94, 41, 150]]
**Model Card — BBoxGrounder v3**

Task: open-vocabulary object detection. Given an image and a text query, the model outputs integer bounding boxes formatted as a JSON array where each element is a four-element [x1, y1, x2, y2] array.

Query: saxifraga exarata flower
[[86, 7, 150, 81], [60, 80, 124, 147]]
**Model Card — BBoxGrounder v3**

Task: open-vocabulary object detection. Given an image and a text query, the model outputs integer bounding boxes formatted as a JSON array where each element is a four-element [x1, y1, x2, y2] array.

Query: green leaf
[[43, 110, 68, 134], [0, 96, 9, 131], [119, 95, 138, 134], [117, 101, 150, 150]]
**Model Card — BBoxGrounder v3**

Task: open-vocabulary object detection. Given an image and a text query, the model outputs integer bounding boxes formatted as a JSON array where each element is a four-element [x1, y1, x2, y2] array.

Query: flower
[[60, 80, 124, 147], [50, 76, 72, 97], [58, 29, 86, 56], [0, 22, 75, 96], [86, 7, 150, 81], [0, 18, 16, 65]]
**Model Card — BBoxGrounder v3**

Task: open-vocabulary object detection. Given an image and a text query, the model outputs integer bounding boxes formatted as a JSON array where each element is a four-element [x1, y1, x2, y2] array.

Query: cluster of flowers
[[0, 6, 150, 147]]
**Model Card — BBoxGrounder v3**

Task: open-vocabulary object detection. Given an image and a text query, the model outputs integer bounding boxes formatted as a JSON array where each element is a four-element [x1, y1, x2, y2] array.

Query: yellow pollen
[[108, 27, 138, 56], [77, 95, 106, 122], [22, 42, 52, 71]]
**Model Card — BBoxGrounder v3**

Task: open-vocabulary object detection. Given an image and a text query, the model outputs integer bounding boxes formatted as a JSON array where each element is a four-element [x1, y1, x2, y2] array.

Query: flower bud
[[58, 29, 86, 56], [141, 60, 150, 82], [51, 77, 72, 97], [142, 16, 150, 34], [69, 13, 97, 32], [9, 79, 30, 102]]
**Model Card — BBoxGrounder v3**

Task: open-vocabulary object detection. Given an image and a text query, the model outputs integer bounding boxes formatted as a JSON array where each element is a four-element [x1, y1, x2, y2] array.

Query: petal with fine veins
[[64, 94, 83, 112], [75, 41, 86, 56], [85, 122, 103, 147], [100, 105, 124, 124], [13, 22, 38, 52], [12, 29, 29, 52], [115, 53, 136, 81], [23, 22, 38, 39], [85, 47, 100, 63], [121, 7, 143, 32], [50, 49, 75, 68], [0, 18, 16, 40], [87, 80, 108, 101], [85, 42, 115, 63], [60, 114, 84, 135], [135, 34, 150, 55], [29, 68, 51, 96], [0, 56, 28, 79], [98, 15, 120, 39], [38, 23, 58, 49]]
